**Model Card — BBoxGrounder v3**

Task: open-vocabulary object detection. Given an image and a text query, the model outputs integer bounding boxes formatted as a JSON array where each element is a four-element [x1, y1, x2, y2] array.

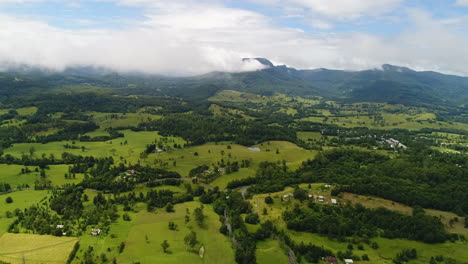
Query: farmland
[[0, 85, 468, 264]]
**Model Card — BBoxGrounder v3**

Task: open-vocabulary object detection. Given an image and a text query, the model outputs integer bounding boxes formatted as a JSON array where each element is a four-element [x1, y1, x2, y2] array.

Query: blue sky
[[0, 0, 468, 75]]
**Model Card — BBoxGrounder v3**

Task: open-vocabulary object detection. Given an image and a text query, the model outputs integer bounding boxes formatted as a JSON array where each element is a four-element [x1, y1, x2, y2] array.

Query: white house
[[331, 199, 337, 204], [344, 259, 354, 264]]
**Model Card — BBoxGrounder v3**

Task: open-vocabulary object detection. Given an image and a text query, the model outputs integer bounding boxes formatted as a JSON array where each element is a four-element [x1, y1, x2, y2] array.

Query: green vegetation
[[1, 66, 468, 264]]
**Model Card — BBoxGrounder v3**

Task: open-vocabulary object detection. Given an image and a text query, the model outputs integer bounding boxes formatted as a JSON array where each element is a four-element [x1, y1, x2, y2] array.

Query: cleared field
[[118, 201, 235, 264], [0, 164, 39, 187], [147, 141, 317, 187], [0, 233, 78, 264], [90, 112, 162, 130], [209, 104, 255, 120], [0, 190, 49, 235], [252, 188, 468, 264], [256, 239, 289, 264], [342, 192, 467, 235], [4, 130, 185, 165]]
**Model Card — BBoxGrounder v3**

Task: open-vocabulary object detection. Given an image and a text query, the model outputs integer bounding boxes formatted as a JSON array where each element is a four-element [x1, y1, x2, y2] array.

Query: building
[[326, 256, 337, 263], [318, 196, 325, 202], [331, 199, 337, 204], [91, 228, 101, 236], [344, 259, 354, 264]]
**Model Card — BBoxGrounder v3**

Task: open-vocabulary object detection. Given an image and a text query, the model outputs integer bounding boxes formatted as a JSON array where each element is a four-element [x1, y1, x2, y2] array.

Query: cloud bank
[[0, 1, 467, 76]]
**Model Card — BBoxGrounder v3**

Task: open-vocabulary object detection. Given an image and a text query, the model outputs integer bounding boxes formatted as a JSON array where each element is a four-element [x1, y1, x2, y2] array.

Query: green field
[[256, 239, 289, 264], [4, 130, 185, 165], [0, 190, 49, 236], [147, 141, 317, 187], [0, 233, 78, 264], [251, 186, 468, 264]]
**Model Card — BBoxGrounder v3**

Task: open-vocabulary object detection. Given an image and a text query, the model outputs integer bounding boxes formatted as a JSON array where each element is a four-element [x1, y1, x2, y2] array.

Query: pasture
[[118, 201, 235, 264], [3, 130, 185, 165], [0, 233, 78, 264], [147, 141, 317, 186], [0, 190, 49, 236], [251, 187, 468, 264], [256, 239, 289, 264]]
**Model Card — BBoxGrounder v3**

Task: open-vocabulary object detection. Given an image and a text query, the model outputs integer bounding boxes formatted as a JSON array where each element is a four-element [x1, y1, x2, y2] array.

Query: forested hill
[[2, 59, 468, 107]]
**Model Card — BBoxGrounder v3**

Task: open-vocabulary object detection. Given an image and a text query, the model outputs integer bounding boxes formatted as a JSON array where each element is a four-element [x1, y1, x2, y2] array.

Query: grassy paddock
[[0, 233, 77, 264], [118, 201, 235, 264]]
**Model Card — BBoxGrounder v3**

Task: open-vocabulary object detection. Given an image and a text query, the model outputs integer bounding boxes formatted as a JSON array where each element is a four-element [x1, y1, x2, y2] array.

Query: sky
[[1, 0, 468, 76]]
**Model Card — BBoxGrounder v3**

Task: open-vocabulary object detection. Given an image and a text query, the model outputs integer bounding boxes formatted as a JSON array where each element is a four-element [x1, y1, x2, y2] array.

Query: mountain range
[[2, 58, 468, 107]]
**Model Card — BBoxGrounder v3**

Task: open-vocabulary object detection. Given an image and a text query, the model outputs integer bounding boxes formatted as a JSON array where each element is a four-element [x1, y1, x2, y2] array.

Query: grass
[[251, 187, 468, 264], [4, 130, 185, 165], [90, 112, 162, 131], [146, 141, 317, 189], [256, 239, 289, 264], [0, 190, 49, 236], [0, 233, 78, 264], [117, 201, 235, 264], [341, 192, 468, 235]]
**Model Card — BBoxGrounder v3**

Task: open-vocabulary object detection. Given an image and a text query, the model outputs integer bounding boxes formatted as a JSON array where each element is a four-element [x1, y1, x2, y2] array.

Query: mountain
[[1, 61, 468, 107]]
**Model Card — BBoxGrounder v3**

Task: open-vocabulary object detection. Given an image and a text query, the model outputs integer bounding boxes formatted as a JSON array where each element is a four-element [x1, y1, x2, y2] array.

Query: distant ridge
[[242, 58, 275, 68], [1, 59, 468, 107]]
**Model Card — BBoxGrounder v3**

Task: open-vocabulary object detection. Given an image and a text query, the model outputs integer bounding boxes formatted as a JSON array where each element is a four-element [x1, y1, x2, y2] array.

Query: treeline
[[137, 113, 297, 146], [283, 203, 449, 243], [300, 148, 468, 215]]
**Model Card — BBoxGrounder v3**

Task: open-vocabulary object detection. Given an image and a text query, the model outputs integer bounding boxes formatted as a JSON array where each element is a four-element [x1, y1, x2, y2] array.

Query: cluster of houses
[[282, 184, 338, 205], [120, 169, 138, 181], [382, 138, 407, 149]]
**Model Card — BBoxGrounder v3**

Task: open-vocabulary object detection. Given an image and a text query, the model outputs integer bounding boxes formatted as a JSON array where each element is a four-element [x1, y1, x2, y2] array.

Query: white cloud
[[0, 3, 467, 76], [250, 0, 404, 20], [456, 0, 468, 6], [290, 0, 404, 19]]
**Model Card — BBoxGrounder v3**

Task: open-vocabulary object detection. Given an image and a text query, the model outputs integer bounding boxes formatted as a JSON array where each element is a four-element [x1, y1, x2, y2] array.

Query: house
[[318, 196, 325, 202], [344, 259, 354, 264], [56, 225, 64, 229], [308, 194, 313, 198], [326, 256, 337, 264], [324, 184, 331, 188], [248, 147, 260, 152], [91, 229, 101, 236], [331, 199, 337, 204]]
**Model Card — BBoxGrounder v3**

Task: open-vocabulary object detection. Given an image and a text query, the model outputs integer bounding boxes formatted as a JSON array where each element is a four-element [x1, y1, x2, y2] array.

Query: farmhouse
[[91, 229, 101, 236], [384, 138, 407, 149], [326, 256, 337, 263]]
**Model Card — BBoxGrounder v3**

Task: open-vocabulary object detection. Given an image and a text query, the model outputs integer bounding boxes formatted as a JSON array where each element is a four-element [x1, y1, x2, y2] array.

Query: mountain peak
[[242, 58, 274, 68], [381, 64, 414, 73]]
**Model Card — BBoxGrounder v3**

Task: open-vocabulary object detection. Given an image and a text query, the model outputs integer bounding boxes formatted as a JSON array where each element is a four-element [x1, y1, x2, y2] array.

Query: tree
[[264, 196, 273, 204], [184, 231, 198, 250], [5, 197, 13, 204], [29, 146, 36, 156], [293, 187, 308, 202], [161, 240, 170, 253], [168, 221, 177, 231], [245, 213, 259, 224], [165, 202, 174, 213], [193, 206, 205, 227]]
